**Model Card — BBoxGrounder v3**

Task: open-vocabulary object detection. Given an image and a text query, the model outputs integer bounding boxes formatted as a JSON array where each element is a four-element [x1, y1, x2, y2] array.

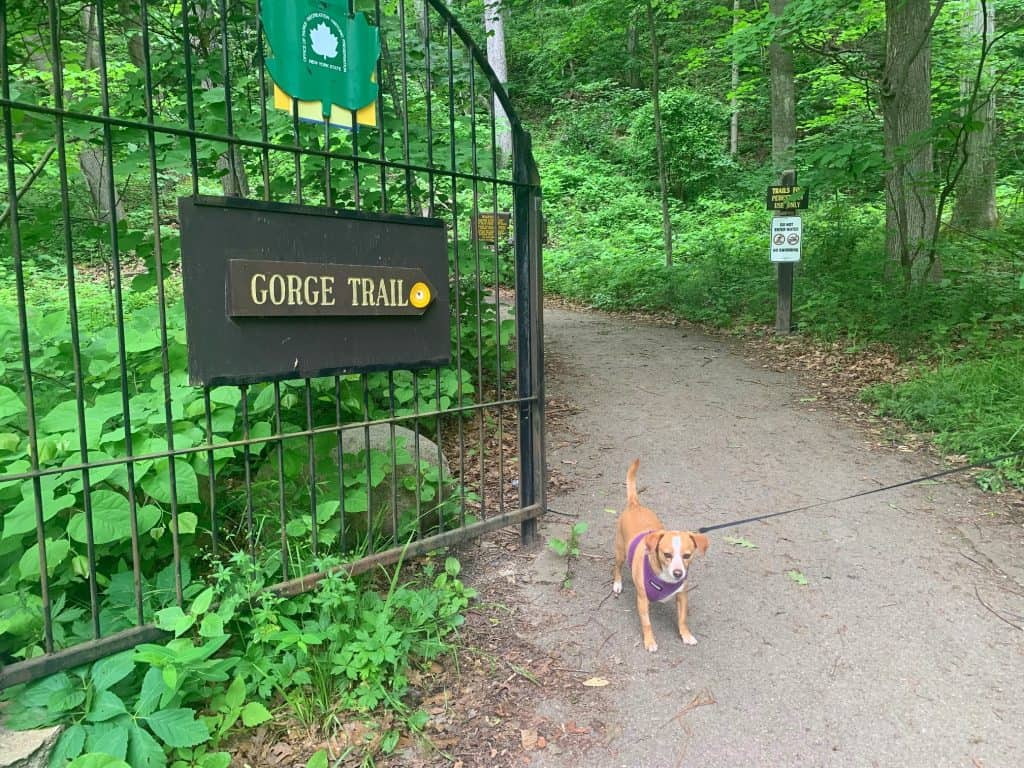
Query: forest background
[[503, 0, 1024, 493], [1, 1, 1023, 766]]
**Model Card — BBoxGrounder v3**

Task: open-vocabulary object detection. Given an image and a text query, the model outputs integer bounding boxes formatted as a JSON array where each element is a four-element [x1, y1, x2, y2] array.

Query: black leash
[[696, 449, 1024, 534]]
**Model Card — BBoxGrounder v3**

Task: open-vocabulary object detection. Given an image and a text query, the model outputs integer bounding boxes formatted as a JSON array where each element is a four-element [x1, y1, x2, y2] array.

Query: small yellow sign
[[273, 84, 377, 129], [409, 281, 432, 309]]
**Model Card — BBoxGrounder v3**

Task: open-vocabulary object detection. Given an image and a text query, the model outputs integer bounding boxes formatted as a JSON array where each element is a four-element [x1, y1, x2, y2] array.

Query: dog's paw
[[680, 632, 698, 646], [645, 641, 658, 653], [612, 580, 622, 595]]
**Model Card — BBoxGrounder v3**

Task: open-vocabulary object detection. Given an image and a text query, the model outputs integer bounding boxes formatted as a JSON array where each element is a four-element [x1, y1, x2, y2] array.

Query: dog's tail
[[626, 458, 641, 507]]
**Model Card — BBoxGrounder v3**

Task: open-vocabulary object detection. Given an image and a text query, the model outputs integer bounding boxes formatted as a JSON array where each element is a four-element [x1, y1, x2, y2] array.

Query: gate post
[[514, 129, 545, 546]]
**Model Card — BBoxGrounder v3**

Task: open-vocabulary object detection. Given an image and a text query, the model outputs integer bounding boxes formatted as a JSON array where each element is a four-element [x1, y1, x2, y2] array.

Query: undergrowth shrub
[[862, 342, 1024, 490], [625, 87, 737, 201], [2, 551, 475, 767]]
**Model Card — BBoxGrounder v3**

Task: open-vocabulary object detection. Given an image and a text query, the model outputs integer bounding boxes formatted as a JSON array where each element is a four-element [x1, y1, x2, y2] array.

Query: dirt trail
[[515, 307, 1024, 768]]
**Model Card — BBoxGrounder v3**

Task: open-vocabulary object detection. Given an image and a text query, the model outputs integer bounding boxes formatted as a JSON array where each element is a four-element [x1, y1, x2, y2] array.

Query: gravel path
[[520, 307, 1024, 768]]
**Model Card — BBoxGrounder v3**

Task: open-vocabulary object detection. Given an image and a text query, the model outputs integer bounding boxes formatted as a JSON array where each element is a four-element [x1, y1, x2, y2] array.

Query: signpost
[[179, 196, 450, 387], [767, 170, 805, 333]]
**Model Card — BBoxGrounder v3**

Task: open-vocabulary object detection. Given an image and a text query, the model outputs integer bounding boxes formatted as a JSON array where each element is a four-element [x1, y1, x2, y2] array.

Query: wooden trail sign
[[766, 184, 809, 211], [179, 196, 450, 387]]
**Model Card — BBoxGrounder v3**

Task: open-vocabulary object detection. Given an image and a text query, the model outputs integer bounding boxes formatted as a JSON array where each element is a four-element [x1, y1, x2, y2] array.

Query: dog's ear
[[644, 531, 663, 555], [690, 532, 709, 555]]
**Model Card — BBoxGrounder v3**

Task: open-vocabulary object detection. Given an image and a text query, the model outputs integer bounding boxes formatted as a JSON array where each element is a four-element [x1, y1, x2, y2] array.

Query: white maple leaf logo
[[309, 22, 338, 58]]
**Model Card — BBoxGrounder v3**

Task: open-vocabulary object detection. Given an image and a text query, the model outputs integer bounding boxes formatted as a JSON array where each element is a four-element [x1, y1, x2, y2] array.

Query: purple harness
[[628, 531, 685, 603]]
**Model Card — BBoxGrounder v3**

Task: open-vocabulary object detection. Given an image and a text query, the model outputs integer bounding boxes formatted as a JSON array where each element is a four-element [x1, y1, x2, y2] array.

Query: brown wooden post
[[775, 169, 797, 334]]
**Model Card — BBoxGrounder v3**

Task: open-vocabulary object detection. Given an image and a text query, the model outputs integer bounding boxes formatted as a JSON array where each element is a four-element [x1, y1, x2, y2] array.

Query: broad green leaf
[[0, 385, 25, 422], [787, 570, 809, 586], [141, 459, 199, 505], [90, 651, 135, 692], [224, 675, 246, 711], [251, 384, 277, 413], [85, 690, 129, 722], [177, 511, 198, 535], [208, 387, 242, 408], [84, 720, 130, 759], [17, 671, 72, 710], [0, 431, 20, 451], [144, 707, 211, 748], [66, 755, 131, 768], [240, 701, 272, 727], [50, 724, 87, 764], [199, 753, 232, 768], [19, 538, 70, 579], [199, 612, 224, 638], [190, 586, 214, 616], [67, 493, 160, 545], [154, 606, 191, 636], [305, 749, 329, 768], [2, 492, 75, 540], [127, 722, 166, 768], [724, 536, 758, 549], [135, 667, 164, 718]]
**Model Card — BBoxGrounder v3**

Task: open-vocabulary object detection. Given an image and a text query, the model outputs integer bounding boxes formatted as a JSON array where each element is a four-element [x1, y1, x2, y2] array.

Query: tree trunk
[[484, 0, 512, 167], [768, 0, 796, 172], [881, 0, 938, 283], [79, 147, 125, 223], [217, 146, 249, 197], [730, 0, 741, 156], [626, 23, 641, 89], [415, 0, 430, 50], [951, 0, 997, 230], [646, 0, 672, 266], [82, 5, 101, 71]]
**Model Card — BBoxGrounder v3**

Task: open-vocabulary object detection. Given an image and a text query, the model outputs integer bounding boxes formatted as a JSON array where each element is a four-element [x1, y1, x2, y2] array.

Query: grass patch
[[862, 342, 1024, 490]]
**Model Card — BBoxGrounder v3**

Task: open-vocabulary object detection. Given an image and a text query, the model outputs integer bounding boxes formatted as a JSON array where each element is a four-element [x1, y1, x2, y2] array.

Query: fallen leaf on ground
[[582, 677, 610, 687], [521, 728, 539, 750]]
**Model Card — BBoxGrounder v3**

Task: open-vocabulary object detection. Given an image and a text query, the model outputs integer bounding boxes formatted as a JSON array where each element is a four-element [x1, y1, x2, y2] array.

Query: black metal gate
[[0, 0, 543, 688]]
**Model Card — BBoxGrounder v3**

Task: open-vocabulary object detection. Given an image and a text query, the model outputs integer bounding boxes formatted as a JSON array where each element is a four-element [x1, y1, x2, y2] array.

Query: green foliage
[[547, 521, 588, 559], [3, 550, 475, 766], [548, 521, 588, 589], [626, 87, 737, 200], [207, 551, 473, 724], [0, 0, 520, 690], [862, 343, 1024, 490], [2, 647, 222, 768]]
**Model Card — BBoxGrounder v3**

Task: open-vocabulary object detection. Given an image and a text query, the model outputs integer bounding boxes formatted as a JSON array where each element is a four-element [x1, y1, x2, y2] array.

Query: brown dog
[[612, 459, 709, 652]]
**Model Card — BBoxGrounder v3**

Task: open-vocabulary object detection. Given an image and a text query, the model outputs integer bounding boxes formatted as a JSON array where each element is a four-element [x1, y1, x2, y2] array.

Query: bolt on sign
[[770, 216, 802, 262], [766, 184, 809, 211], [179, 196, 450, 387], [471, 211, 511, 245], [261, 0, 379, 129]]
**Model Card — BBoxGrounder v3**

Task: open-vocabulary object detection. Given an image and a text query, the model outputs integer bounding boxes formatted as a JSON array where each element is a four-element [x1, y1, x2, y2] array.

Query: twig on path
[[975, 585, 1023, 631], [545, 507, 576, 517], [960, 551, 994, 572], [595, 628, 618, 658], [547, 406, 582, 416], [505, 660, 542, 687], [664, 689, 716, 727]]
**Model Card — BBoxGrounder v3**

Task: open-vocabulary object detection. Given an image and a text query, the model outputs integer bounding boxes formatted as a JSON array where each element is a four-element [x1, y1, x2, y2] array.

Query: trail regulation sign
[[770, 217, 802, 262]]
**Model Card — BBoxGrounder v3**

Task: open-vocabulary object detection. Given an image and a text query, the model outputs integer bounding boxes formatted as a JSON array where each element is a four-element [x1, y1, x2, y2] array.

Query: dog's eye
[[683, 552, 692, 559]]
